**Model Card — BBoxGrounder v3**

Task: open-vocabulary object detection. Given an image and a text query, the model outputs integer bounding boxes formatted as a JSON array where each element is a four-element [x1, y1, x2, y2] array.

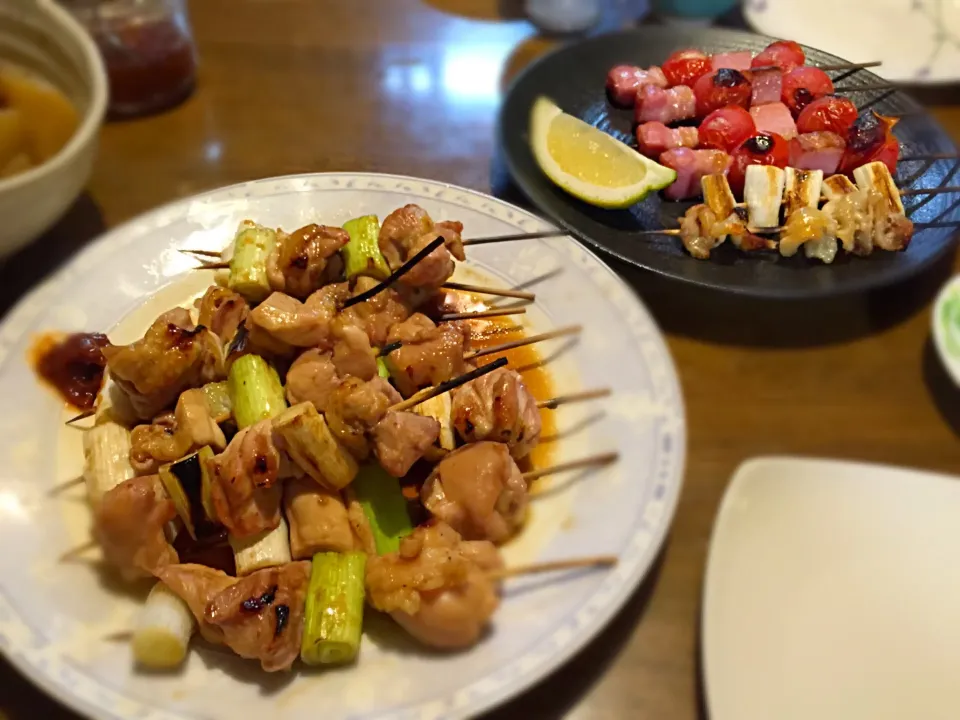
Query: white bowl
[[931, 274, 960, 386], [0, 0, 107, 257]]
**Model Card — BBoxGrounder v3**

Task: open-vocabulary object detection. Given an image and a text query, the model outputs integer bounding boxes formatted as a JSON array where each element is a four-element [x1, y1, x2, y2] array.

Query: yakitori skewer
[[833, 83, 897, 93], [900, 153, 960, 162], [390, 357, 509, 413], [341, 236, 445, 308], [749, 60, 882, 74], [66, 410, 94, 425], [465, 325, 582, 361], [900, 186, 960, 196], [522, 451, 619, 483], [537, 388, 611, 410], [179, 229, 566, 263]]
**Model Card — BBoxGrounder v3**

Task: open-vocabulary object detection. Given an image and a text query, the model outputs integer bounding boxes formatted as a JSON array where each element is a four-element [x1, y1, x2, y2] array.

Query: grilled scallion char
[[228, 354, 287, 430], [273, 403, 358, 490], [341, 215, 391, 281], [300, 551, 366, 665], [351, 465, 412, 555], [228, 221, 277, 303], [159, 446, 216, 540]]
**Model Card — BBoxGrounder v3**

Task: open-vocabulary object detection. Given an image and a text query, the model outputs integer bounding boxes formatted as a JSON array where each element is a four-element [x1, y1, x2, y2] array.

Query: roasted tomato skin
[[662, 49, 713, 87], [838, 112, 900, 175], [781, 67, 835, 115], [699, 106, 757, 153], [751, 40, 806, 72], [694, 69, 752, 117], [795, 96, 858, 135], [728, 132, 791, 195]]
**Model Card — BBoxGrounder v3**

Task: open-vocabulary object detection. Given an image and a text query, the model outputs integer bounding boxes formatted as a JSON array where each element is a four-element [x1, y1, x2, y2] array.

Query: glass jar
[[64, 0, 197, 118]]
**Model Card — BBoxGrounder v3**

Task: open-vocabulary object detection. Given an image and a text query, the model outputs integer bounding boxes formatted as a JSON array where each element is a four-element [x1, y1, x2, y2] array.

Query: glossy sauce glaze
[[30, 332, 110, 410], [440, 291, 557, 473]]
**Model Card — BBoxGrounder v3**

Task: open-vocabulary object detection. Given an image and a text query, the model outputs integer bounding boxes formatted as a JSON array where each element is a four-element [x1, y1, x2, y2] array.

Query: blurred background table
[[3, 1, 960, 718]]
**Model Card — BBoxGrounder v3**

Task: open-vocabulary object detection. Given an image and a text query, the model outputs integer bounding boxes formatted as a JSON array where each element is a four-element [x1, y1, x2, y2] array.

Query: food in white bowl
[[0, 0, 106, 256]]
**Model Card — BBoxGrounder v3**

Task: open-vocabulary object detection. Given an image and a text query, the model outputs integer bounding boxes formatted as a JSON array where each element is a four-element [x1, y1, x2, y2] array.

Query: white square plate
[[703, 456, 960, 720]]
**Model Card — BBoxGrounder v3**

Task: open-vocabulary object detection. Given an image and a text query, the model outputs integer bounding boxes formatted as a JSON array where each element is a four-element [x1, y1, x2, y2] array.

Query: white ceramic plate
[[704, 456, 960, 720], [0, 173, 685, 720], [745, 0, 960, 84]]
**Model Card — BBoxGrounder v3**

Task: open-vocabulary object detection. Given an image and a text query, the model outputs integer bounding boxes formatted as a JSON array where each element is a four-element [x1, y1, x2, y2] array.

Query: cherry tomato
[[693, 69, 752, 117], [699, 106, 757, 153], [838, 112, 900, 175], [781, 67, 834, 115], [751, 40, 806, 72], [795, 95, 858, 135], [728, 132, 790, 195], [662, 49, 713, 87]]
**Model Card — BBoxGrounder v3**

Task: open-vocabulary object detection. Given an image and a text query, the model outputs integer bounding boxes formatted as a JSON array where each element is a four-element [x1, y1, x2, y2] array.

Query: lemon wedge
[[530, 97, 676, 209]]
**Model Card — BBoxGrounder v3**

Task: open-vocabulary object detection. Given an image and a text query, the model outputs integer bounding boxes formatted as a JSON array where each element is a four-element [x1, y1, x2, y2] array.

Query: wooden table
[[3, 1, 960, 717]]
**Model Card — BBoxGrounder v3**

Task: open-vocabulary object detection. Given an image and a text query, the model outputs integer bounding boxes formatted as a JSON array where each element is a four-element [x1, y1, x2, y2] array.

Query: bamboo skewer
[[437, 307, 527, 322], [466, 325, 582, 361], [522, 452, 619, 483], [901, 186, 960, 196], [48, 476, 85, 496], [750, 61, 882, 74], [462, 231, 566, 246], [65, 409, 95, 425], [900, 153, 960, 162], [180, 248, 222, 259], [389, 357, 509, 413], [489, 555, 619, 580], [59, 539, 98, 562], [537, 388, 611, 410], [441, 282, 536, 301]]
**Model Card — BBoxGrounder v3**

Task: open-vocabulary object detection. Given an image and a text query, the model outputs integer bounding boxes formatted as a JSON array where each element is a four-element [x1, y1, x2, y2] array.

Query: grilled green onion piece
[[351, 465, 412, 555], [82, 422, 135, 508], [300, 551, 366, 665], [230, 515, 292, 575], [376, 356, 390, 380], [228, 220, 277, 303], [201, 381, 232, 424], [342, 215, 390, 281], [132, 582, 196, 669], [159, 446, 215, 540], [274, 403, 358, 489], [228, 354, 286, 430]]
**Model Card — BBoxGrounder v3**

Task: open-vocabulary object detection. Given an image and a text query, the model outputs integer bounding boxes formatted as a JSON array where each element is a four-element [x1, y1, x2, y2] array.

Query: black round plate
[[498, 27, 960, 298]]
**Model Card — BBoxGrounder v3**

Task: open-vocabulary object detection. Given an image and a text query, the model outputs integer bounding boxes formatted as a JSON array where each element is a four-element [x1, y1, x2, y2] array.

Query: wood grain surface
[[2, 1, 960, 718]]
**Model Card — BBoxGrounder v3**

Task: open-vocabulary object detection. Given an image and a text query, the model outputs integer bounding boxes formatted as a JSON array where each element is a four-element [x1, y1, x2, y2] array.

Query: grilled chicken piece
[[679, 204, 724, 260], [158, 561, 311, 671], [267, 224, 349, 299], [384, 313, 468, 397], [156, 563, 237, 644], [421, 442, 527, 544], [196, 286, 249, 346], [331, 321, 378, 381], [247, 287, 342, 351], [283, 477, 356, 558], [285, 349, 341, 414], [378, 204, 466, 290], [103, 309, 225, 420], [130, 388, 226, 474], [338, 276, 413, 348], [373, 411, 440, 478], [450, 367, 541, 459], [366, 521, 502, 649], [94, 474, 178, 580], [207, 420, 284, 537], [325, 377, 402, 460]]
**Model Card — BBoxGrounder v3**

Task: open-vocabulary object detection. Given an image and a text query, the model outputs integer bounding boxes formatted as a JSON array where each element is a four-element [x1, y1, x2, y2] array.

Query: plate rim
[[701, 454, 958, 720], [497, 26, 959, 299], [0, 171, 687, 720]]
